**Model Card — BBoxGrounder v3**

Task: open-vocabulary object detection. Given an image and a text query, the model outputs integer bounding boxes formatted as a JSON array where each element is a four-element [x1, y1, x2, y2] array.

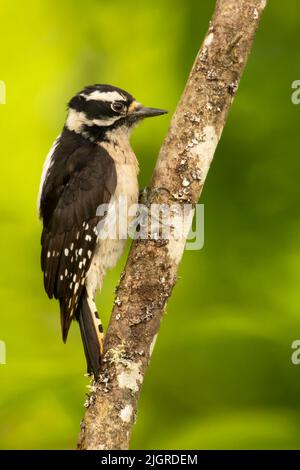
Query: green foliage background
[[0, 0, 300, 449]]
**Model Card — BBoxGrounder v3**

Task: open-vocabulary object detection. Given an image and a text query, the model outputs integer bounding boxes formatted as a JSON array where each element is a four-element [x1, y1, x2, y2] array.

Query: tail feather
[[77, 289, 103, 379], [59, 298, 73, 344]]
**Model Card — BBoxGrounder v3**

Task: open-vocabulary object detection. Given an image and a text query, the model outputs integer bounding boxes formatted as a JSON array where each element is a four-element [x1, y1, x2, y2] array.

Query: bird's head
[[66, 84, 167, 141]]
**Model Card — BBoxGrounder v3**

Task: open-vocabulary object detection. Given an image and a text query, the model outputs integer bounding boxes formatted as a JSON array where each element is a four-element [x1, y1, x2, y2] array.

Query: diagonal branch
[[77, 0, 267, 450]]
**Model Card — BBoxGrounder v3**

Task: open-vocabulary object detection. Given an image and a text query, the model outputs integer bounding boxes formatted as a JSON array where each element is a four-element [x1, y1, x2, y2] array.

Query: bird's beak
[[130, 102, 168, 119]]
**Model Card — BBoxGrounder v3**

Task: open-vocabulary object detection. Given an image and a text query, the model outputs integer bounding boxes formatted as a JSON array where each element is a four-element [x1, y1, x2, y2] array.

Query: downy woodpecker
[[38, 84, 167, 378]]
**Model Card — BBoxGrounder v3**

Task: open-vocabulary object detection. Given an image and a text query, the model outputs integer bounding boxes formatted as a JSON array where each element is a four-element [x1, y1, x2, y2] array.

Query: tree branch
[[77, 0, 267, 450]]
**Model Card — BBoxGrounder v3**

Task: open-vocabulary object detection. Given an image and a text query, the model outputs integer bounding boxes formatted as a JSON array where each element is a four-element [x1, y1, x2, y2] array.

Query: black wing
[[40, 130, 117, 340]]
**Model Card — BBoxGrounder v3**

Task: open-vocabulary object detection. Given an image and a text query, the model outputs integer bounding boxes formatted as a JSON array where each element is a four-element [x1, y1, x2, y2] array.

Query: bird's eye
[[111, 101, 126, 113]]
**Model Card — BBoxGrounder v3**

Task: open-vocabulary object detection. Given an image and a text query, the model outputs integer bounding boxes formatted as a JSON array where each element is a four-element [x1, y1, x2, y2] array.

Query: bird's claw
[[139, 186, 175, 206]]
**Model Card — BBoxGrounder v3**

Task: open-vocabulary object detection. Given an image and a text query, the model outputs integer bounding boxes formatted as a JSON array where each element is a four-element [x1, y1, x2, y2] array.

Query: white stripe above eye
[[81, 91, 126, 102]]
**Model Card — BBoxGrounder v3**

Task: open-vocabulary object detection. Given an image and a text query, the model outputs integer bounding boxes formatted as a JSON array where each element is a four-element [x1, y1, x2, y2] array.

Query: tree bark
[[77, 0, 267, 450]]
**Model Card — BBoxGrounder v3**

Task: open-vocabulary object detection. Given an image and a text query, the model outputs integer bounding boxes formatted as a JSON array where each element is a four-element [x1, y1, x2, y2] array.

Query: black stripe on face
[[84, 100, 123, 120], [69, 95, 123, 120]]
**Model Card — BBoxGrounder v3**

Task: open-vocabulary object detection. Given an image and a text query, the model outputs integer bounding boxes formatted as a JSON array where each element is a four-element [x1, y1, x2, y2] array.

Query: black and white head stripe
[[66, 84, 136, 134]]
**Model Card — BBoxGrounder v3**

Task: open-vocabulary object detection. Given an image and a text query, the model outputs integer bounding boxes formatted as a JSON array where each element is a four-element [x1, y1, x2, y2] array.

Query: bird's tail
[[77, 289, 104, 379]]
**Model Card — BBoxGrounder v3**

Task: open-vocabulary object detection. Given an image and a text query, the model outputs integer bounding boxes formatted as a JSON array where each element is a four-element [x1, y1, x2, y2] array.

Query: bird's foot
[[139, 186, 175, 206]]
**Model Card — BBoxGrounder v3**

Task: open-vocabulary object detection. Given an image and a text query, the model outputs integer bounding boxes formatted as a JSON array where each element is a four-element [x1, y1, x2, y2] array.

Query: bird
[[38, 84, 167, 379]]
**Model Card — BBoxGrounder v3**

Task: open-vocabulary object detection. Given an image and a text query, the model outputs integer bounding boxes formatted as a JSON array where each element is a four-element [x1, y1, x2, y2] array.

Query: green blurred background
[[0, 0, 300, 450]]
